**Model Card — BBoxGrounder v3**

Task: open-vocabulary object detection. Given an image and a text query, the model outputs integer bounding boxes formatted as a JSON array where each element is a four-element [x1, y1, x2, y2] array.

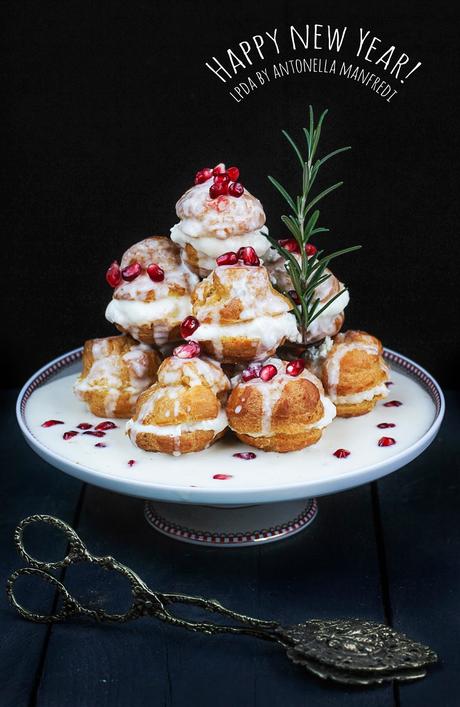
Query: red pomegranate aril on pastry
[[233, 452, 256, 460], [286, 359, 305, 376], [128, 459, 136, 467], [122, 262, 142, 282], [76, 422, 92, 430], [238, 246, 260, 266], [377, 423, 396, 429], [63, 431, 78, 440], [173, 341, 201, 359], [242, 365, 261, 382], [83, 430, 106, 437], [228, 181, 244, 197], [279, 238, 300, 253], [147, 263, 165, 282], [288, 290, 301, 305], [209, 181, 229, 199], [213, 172, 229, 184], [378, 436, 396, 447], [227, 166, 240, 181], [213, 163, 226, 175], [383, 400, 402, 407], [41, 419, 64, 428], [259, 364, 278, 382], [333, 448, 350, 458], [216, 251, 238, 266], [305, 243, 318, 256], [195, 167, 212, 184], [180, 315, 200, 338], [106, 261, 122, 288], [213, 474, 233, 480], [95, 421, 118, 430]]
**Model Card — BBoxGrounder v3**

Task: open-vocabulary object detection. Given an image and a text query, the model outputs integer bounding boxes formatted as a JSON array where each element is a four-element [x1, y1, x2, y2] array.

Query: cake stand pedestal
[[144, 498, 318, 547]]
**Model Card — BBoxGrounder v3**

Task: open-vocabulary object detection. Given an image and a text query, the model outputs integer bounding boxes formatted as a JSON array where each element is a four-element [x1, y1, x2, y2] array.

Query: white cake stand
[[16, 347, 444, 547]]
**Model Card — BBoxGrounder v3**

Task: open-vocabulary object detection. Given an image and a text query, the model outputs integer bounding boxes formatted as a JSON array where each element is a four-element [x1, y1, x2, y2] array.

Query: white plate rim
[[16, 347, 445, 504]]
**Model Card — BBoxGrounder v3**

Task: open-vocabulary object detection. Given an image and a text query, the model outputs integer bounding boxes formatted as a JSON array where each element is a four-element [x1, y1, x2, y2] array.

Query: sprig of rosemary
[[267, 106, 361, 344]]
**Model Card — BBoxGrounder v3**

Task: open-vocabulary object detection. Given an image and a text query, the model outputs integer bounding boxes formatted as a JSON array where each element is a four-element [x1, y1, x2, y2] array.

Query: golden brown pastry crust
[[75, 335, 161, 418]]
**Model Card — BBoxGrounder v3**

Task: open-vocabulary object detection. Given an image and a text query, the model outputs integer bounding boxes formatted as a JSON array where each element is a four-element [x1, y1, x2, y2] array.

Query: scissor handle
[[6, 567, 82, 623], [14, 515, 90, 570]]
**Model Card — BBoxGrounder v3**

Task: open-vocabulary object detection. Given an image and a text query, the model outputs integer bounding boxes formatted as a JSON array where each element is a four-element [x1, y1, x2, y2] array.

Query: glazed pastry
[[227, 358, 336, 452], [126, 345, 230, 455], [307, 330, 389, 417], [170, 164, 271, 277], [266, 249, 349, 343], [105, 236, 198, 347], [184, 260, 300, 363], [74, 335, 161, 418]]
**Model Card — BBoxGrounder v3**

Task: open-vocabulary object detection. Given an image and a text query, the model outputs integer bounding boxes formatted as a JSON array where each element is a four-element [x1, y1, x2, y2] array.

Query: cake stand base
[[144, 498, 318, 547]]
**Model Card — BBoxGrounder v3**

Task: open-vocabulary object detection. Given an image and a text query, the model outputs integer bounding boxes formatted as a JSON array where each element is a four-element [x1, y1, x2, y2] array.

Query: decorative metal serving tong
[[6, 515, 438, 686]]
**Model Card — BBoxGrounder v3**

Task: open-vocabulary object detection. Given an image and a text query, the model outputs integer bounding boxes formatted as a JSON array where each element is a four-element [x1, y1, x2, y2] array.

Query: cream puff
[[74, 335, 161, 418], [170, 164, 271, 277], [266, 246, 349, 343], [126, 344, 230, 455], [183, 257, 300, 363], [227, 358, 336, 452], [307, 330, 390, 417], [105, 236, 199, 347]]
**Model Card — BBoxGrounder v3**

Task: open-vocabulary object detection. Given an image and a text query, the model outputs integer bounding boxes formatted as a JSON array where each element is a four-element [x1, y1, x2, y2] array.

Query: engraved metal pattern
[[6, 515, 438, 687]]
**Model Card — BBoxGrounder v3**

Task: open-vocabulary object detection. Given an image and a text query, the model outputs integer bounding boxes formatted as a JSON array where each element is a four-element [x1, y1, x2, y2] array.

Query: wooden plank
[[377, 391, 460, 707], [0, 391, 83, 707], [36, 481, 394, 706]]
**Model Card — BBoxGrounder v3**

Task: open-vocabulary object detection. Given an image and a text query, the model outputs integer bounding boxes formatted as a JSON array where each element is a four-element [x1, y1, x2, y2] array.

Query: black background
[[4, 0, 459, 388]]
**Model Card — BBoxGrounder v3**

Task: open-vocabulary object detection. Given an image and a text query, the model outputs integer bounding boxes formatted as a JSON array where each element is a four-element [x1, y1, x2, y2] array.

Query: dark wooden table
[[1, 389, 459, 707]]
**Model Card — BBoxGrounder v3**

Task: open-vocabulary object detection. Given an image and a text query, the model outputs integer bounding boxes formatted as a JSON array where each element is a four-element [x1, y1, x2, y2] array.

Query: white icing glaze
[[324, 341, 389, 401], [105, 295, 192, 339], [175, 179, 265, 238], [190, 313, 301, 359], [334, 382, 389, 405], [126, 407, 228, 442], [232, 357, 336, 438], [158, 356, 230, 395], [73, 340, 155, 416]]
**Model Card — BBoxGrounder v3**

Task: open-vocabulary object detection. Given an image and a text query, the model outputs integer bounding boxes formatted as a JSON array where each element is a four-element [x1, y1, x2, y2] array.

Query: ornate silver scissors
[[6, 515, 438, 686]]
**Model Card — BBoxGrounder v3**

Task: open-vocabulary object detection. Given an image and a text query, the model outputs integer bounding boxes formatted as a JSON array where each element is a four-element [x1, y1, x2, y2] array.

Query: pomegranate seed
[[173, 341, 201, 359], [106, 261, 122, 288], [213, 172, 229, 184], [259, 364, 277, 382], [378, 436, 396, 447], [95, 442, 107, 448], [122, 262, 142, 282], [241, 365, 261, 382], [383, 400, 403, 407], [209, 181, 228, 198], [63, 431, 78, 440], [228, 181, 244, 197], [95, 421, 118, 430], [385, 381, 394, 387], [377, 423, 396, 429], [288, 290, 301, 305], [305, 243, 317, 256], [83, 430, 105, 437], [279, 238, 300, 253], [286, 359, 305, 376], [233, 452, 256, 460], [41, 419, 64, 428], [216, 251, 238, 266], [238, 246, 259, 266], [213, 163, 226, 175], [147, 263, 165, 282], [128, 459, 136, 467], [195, 167, 212, 184], [227, 166, 240, 181], [333, 448, 350, 458], [180, 315, 200, 338], [76, 422, 92, 430], [213, 474, 233, 480]]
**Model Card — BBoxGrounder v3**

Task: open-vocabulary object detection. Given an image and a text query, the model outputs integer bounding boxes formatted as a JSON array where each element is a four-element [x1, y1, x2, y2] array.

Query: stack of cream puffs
[[72, 162, 391, 456]]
